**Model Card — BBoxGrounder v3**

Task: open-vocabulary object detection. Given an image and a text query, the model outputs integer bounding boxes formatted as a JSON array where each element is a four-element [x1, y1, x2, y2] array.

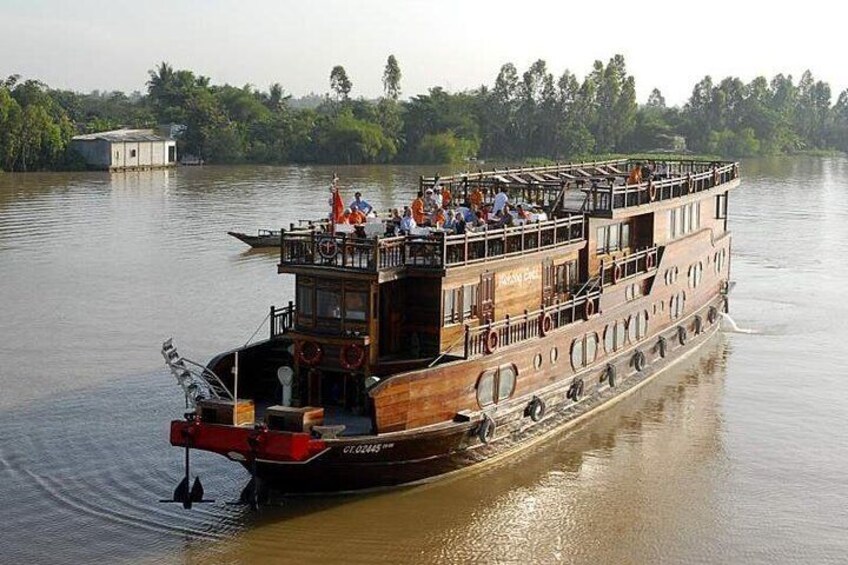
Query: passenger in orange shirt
[[627, 163, 643, 185], [347, 207, 366, 225], [432, 208, 446, 228], [440, 186, 452, 208], [411, 191, 426, 225], [469, 186, 483, 211]]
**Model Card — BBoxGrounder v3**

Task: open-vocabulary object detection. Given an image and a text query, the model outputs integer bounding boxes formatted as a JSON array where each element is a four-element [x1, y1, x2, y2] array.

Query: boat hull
[[244, 305, 723, 494], [228, 231, 281, 248]]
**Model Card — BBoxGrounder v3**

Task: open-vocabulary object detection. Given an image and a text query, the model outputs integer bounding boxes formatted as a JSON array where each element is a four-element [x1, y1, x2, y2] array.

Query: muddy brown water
[[1, 158, 846, 564]]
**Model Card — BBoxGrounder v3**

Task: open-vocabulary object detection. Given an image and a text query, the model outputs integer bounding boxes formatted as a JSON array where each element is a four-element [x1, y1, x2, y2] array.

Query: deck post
[[270, 305, 276, 339]]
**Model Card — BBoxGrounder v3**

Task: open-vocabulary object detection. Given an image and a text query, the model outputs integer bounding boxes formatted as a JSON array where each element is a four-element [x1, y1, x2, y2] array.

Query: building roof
[[72, 128, 172, 142]]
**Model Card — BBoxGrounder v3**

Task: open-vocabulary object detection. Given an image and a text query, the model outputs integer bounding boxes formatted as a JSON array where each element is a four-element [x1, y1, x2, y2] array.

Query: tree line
[[1, 54, 848, 171]]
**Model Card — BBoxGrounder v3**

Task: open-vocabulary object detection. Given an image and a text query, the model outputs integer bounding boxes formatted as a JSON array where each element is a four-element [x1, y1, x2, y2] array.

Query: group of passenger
[[328, 178, 544, 238]]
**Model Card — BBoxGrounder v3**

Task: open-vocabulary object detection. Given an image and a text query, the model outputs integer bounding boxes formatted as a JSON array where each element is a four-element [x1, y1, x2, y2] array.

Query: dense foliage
[[2, 54, 848, 171]]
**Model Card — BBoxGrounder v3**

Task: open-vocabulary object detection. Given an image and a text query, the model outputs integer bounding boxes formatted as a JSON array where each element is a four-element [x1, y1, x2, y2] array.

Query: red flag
[[332, 189, 345, 224]]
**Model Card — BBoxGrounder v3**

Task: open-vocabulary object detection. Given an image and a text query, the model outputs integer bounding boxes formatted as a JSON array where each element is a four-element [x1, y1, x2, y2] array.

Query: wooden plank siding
[[370, 227, 732, 433]]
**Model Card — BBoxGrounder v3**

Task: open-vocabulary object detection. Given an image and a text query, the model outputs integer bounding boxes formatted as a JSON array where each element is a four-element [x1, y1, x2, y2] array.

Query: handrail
[[280, 214, 585, 273], [599, 246, 659, 287], [421, 158, 736, 188], [583, 162, 738, 213], [463, 289, 601, 358], [270, 302, 296, 339]]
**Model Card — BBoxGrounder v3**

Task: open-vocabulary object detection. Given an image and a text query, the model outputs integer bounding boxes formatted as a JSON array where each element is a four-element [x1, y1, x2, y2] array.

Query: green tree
[[382, 55, 402, 101], [329, 65, 352, 101]]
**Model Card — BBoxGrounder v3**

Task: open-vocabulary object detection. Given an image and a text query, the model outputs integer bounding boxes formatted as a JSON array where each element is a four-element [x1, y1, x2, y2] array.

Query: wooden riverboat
[[165, 158, 740, 498]]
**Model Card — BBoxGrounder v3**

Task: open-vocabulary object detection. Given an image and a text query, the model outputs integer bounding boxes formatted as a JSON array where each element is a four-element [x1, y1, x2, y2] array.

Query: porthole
[[664, 266, 679, 285], [476, 364, 518, 408], [688, 262, 703, 289], [627, 315, 637, 343], [550, 347, 559, 364], [571, 333, 598, 369], [534, 353, 543, 370], [605, 320, 626, 354], [669, 293, 686, 320], [714, 248, 726, 273]]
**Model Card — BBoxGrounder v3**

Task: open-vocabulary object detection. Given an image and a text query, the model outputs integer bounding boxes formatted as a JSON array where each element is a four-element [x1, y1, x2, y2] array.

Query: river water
[[0, 158, 846, 564]]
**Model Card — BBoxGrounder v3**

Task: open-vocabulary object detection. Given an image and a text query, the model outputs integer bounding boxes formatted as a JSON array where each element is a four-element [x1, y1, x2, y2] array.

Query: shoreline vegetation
[[1, 54, 847, 172]]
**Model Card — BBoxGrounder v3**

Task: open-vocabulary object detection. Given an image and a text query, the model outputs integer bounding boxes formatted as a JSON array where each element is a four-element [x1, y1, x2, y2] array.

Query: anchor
[[161, 412, 214, 509], [231, 424, 269, 510]]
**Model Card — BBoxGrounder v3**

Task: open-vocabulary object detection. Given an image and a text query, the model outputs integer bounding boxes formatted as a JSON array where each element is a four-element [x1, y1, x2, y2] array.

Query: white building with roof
[[70, 128, 177, 171]]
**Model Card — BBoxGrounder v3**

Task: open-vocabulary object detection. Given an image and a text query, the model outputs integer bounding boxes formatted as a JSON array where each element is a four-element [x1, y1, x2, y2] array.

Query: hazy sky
[[1, 0, 843, 105]]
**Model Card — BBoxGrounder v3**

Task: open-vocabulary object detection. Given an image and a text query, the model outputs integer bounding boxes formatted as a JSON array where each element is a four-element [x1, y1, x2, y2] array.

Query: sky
[[1, 0, 844, 106]]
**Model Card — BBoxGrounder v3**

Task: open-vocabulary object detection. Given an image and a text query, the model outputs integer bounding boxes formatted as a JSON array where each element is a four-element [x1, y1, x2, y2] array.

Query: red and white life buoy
[[339, 343, 366, 371], [539, 312, 553, 336], [484, 328, 499, 354], [648, 180, 657, 201], [584, 299, 595, 320], [297, 340, 323, 366], [613, 264, 622, 284], [646, 252, 656, 270]]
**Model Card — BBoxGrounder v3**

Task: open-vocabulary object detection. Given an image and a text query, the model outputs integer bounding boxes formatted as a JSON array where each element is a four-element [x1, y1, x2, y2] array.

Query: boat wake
[[719, 312, 756, 334]]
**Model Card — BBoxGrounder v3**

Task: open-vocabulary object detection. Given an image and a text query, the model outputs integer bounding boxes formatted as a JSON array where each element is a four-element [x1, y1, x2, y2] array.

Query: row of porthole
[[603, 311, 649, 355], [664, 247, 728, 289]]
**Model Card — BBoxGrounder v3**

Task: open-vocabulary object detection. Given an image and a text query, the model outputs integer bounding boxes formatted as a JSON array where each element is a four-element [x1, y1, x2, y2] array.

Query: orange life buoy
[[649, 180, 657, 201], [540, 312, 553, 336], [613, 264, 622, 284], [646, 252, 656, 270], [339, 343, 366, 371], [297, 340, 323, 366], [484, 328, 499, 354], [584, 299, 595, 320]]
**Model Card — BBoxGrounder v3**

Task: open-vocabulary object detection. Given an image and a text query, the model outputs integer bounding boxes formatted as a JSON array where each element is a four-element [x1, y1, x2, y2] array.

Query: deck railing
[[599, 246, 660, 287], [279, 215, 585, 274], [270, 302, 296, 339], [583, 162, 738, 213], [463, 289, 601, 358]]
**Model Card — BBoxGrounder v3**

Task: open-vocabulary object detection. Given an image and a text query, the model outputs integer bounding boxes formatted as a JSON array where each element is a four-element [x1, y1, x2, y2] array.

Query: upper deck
[[277, 158, 738, 278]]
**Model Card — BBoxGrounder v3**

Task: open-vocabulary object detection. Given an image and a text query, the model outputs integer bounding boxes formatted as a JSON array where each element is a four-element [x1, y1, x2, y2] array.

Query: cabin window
[[443, 284, 479, 326], [625, 282, 642, 301], [716, 193, 728, 219], [297, 284, 314, 317], [597, 223, 631, 254], [550, 347, 559, 364], [130, 149, 137, 158], [463, 284, 478, 320], [316, 289, 342, 319], [669, 203, 701, 240], [555, 260, 578, 295], [345, 291, 368, 321], [571, 333, 599, 370], [534, 353, 542, 370], [476, 364, 518, 408]]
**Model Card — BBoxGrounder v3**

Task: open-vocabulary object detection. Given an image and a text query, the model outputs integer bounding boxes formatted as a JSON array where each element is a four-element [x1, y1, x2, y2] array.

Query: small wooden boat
[[228, 229, 281, 248]]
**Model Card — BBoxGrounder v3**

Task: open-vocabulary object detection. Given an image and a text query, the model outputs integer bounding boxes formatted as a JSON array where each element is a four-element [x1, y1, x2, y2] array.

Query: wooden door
[[480, 272, 495, 323]]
